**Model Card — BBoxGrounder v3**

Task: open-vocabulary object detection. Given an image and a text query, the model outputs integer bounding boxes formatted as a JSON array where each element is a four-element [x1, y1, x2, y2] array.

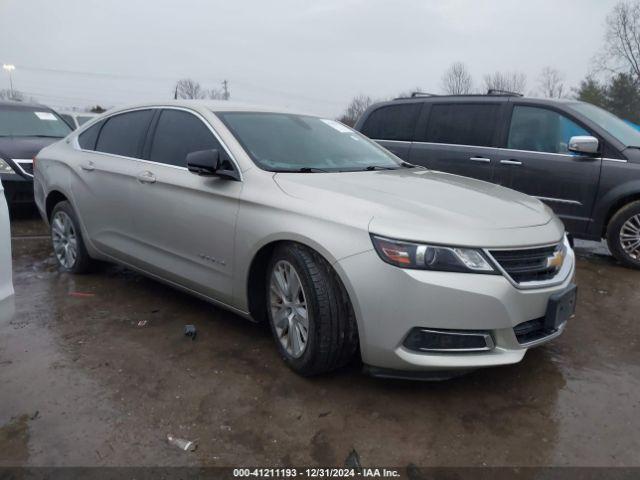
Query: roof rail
[[487, 89, 523, 97], [410, 91, 438, 98]]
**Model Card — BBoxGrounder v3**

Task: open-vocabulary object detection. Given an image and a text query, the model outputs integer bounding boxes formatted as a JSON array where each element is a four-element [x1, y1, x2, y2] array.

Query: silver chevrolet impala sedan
[[34, 101, 576, 379]]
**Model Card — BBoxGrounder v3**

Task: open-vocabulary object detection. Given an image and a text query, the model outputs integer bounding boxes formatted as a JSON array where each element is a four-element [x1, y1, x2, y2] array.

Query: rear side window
[[95, 110, 154, 158], [360, 103, 421, 141], [425, 104, 500, 147], [507, 106, 590, 154], [78, 121, 103, 150], [149, 109, 221, 167]]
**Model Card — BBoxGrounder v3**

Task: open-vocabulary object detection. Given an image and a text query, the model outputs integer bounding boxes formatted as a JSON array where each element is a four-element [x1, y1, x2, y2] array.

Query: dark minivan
[[355, 92, 640, 268], [0, 101, 72, 204]]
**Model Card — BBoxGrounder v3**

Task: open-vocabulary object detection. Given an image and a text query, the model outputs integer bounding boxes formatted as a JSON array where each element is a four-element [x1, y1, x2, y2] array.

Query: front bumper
[[336, 247, 576, 373], [1, 173, 34, 204]]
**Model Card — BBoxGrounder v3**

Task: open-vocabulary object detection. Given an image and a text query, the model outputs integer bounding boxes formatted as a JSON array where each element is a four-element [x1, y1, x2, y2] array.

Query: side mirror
[[568, 136, 599, 155], [187, 149, 220, 176]]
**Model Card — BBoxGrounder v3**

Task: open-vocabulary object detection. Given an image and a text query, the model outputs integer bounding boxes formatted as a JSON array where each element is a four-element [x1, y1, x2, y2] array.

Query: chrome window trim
[[12, 159, 34, 178], [603, 157, 628, 163], [72, 105, 243, 181], [534, 196, 582, 206], [409, 328, 495, 353], [484, 236, 573, 291]]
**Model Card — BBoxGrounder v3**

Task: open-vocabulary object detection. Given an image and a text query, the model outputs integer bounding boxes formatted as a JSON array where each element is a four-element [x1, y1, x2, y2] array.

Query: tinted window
[[0, 106, 72, 138], [360, 103, 421, 141], [60, 113, 76, 129], [95, 110, 154, 158], [508, 106, 590, 154], [425, 103, 500, 147], [149, 110, 221, 167], [78, 121, 103, 150]]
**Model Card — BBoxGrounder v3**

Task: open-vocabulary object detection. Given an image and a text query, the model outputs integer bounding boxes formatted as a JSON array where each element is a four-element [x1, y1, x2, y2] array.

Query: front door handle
[[500, 159, 523, 166], [137, 171, 157, 184], [469, 156, 491, 163], [80, 161, 95, 171]]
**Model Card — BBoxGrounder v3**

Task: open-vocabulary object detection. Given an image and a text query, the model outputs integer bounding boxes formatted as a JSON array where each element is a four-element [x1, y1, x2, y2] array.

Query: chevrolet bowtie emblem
[[546, 249, 565, 270]]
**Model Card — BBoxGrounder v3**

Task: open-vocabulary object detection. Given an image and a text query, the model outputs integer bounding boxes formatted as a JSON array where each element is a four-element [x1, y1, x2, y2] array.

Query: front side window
[[507, 106, 590, 154], [95, 110, 154, 158], [149, 110, 221, 167], [425, 103, 500, 147], [0, 107, 72, 138], [360, 103, 421, 141], [217, 112, 402, 172]]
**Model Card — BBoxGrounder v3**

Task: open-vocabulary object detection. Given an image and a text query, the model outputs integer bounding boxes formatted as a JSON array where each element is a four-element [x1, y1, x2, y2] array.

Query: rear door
[[126, 107, 242, 304], [495, 104, 602, 234], [409, 102, 503, 182], [72, 109, 154, 258], [358, 102, 422, 160]]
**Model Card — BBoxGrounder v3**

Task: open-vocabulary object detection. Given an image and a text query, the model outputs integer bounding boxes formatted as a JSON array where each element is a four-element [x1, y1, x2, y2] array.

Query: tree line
[[339, 0, 640, 126]]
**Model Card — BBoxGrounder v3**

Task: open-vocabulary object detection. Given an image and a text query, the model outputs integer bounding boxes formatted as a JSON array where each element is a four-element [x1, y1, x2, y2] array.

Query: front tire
[[266, 243, 358, 376], [50, 201, 94, 274], [606, 200, 640, 269]]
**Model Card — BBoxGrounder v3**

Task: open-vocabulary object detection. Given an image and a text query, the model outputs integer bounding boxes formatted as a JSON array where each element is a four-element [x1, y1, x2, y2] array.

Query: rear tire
[[50, 201, 94, 274], [606, 200, 640, 269], [265, 243, 359, 376]]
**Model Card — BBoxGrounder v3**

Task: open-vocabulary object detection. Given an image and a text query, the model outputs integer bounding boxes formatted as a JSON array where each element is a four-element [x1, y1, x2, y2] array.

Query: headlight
[[0, 158, 16, 175], [371, 235, 496, 273]]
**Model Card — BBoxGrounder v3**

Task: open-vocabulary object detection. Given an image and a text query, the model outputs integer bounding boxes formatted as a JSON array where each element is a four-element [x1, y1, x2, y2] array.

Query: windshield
[[216, 112, 403, 172], [568, 102, 640, 148], [0, 106, 72, 138]]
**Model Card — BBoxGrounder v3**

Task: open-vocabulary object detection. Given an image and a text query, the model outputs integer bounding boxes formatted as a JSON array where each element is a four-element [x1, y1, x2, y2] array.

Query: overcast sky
[[0, 0, 620, 117]]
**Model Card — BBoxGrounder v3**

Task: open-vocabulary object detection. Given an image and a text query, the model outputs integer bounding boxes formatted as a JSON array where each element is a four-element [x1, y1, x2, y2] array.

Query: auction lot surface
[[1, 207, 639, 468]]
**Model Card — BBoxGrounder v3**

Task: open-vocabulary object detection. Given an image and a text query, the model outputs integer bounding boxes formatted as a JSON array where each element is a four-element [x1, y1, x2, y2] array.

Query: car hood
[[274, 168, 564, 248], [0, 137, 61, 161]]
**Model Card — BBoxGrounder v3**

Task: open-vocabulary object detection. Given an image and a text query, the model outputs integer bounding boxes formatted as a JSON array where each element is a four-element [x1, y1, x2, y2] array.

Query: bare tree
[[441, 62, 473, 95], [207, 80, 231, 100], [483, 71, 527, 94], [538, 67, 565, 98], [0, 88, 24, 101], [597, 1, 640, 81], [174, 78, 206, 99], [338, 94, 373, 127]]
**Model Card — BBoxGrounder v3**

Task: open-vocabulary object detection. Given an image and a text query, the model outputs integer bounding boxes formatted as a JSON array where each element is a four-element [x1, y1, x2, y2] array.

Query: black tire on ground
[[50, 201, 95, 274], [265, 243, 359, 376], [606, 200, 640, 269]]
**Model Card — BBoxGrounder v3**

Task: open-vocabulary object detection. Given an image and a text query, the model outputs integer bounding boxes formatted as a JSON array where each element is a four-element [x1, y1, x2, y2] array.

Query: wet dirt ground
[[1, 207, 639, 468]]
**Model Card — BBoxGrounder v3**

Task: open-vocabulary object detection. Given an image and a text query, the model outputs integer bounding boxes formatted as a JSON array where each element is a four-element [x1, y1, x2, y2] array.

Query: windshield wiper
[[400, 161, 417, 168], [273, 167, 330, 173], [363, 165, 399, 171]]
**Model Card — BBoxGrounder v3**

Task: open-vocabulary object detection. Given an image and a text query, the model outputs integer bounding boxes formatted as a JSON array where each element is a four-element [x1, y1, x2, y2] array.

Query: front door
[[496, 105, 602, 234], [126, 108, 242, 304]]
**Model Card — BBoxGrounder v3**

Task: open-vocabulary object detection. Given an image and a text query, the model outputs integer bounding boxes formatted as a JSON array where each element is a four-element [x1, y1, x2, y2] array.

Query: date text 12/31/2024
[[233, 468, 401, 478]]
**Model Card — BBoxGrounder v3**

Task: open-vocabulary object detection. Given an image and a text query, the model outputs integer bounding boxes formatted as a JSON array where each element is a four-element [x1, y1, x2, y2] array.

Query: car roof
[[0, 100, 53, 110], [386, 95, 579, 106], [102, 100, 316, 117]]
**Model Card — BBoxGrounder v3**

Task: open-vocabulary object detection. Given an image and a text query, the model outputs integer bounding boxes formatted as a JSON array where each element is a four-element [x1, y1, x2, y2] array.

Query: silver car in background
[[34, 101, 576, 379]]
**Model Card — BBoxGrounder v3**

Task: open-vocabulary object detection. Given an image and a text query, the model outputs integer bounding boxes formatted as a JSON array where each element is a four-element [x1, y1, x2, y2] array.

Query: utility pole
[[222, 79, 230, 100], [174, 84, 178, 100], [3, 64, 15, 99]]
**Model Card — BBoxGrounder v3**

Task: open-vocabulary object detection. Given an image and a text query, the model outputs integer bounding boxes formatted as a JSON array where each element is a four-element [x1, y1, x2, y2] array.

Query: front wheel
[[266, 243, 358, 376], [606, 200, 640, 269]]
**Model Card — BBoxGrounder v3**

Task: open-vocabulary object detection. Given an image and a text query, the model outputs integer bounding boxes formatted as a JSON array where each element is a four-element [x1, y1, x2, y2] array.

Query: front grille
[[514, 317, 556, 345], [489, 244, 561, 283]]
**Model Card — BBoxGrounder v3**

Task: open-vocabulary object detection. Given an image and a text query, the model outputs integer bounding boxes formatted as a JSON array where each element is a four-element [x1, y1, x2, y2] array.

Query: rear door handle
[[80, 161, 95, 171], [500, 159, 523, 166], [137, 171, 157, 184], [469, 157, 491, 163]]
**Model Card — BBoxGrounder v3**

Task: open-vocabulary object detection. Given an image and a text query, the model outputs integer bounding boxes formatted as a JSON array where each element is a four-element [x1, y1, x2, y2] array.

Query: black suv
[[355, 92, 640, 268], [0, 101, 72, 204]]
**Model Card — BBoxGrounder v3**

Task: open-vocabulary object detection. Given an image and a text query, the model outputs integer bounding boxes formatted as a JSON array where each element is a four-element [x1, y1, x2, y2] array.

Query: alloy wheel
[[51, 211, 78, 269], [269, 260, 309, 358]]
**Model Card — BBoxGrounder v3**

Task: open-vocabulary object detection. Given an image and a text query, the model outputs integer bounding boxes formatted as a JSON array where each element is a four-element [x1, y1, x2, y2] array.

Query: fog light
[[403, 328, 494, 353]]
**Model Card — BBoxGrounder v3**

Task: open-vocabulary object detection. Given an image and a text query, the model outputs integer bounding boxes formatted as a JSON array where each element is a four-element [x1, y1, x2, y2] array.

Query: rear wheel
[[50, 201, 94, 273], [606, 200, 640, 269], [266, 243, 358, 376]]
